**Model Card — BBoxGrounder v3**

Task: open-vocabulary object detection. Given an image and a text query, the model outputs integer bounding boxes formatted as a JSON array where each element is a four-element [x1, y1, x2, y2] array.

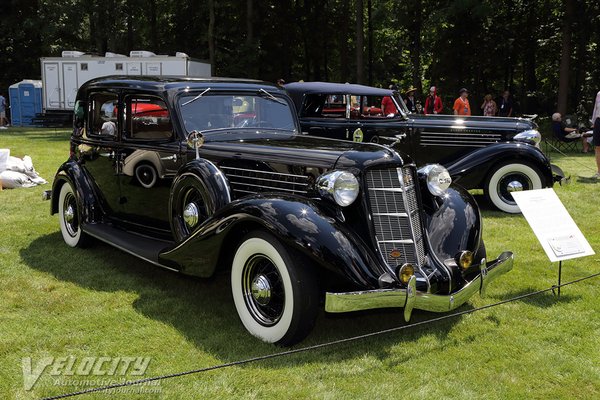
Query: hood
[[408, 114, 536, 132], [200, 131, 407, 170]]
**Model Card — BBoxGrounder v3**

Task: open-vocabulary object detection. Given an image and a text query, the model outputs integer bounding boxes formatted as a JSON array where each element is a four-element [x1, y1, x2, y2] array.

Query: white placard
[[511, 188, 595, 262]]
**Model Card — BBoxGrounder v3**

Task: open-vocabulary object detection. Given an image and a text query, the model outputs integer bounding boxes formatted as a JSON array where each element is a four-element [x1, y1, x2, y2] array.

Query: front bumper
[[324, 251, 514, 321]]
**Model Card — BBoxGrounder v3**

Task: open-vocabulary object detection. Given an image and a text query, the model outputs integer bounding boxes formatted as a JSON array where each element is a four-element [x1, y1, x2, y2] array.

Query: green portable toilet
[[9, 80, 43, 126]]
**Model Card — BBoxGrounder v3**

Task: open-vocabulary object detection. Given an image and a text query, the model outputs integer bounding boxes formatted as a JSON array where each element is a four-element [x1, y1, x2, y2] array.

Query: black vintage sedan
[[285, 82, 565, 213], [48, 76, 513, 345]]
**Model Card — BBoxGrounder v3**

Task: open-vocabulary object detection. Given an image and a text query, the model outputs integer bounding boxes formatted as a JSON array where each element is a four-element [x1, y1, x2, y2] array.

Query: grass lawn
[[1, 127, 599, 399]]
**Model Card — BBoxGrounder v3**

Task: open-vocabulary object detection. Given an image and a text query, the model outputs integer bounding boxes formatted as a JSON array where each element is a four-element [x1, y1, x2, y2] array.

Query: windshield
[[178, 93, 297, 133]]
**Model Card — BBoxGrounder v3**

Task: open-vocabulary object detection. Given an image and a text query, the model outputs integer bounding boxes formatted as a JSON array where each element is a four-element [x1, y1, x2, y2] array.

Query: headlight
[[514, 129, 541, 145], [418, 164, 452, 196], [317, 170, 360, 207]]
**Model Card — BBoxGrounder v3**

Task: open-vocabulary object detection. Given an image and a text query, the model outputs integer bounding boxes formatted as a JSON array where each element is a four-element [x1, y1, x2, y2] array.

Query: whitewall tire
[[484, 162, 544, 213], [58, 182, 88, 247], [231, 231, 318, 345]]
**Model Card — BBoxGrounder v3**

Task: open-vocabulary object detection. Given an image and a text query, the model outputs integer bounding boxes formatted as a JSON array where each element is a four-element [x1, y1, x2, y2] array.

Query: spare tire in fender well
[[169, 159, 232, 242]]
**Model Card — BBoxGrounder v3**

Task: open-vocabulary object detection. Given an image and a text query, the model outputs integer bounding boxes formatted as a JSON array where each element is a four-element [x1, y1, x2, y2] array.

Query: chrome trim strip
[[378, 239, 414, 244], [325, 252, 514, 313], [367, 187, 404, 192], [373, 212, 408, 217]]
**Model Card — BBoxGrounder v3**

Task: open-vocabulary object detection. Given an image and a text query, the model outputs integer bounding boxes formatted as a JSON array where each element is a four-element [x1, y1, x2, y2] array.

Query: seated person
[[552, 112, 591, 152], [100, 120, 117, 136]]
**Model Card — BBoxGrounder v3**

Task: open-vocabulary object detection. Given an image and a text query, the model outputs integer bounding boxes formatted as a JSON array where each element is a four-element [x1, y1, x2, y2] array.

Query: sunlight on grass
[[1, 128, 599, 399]]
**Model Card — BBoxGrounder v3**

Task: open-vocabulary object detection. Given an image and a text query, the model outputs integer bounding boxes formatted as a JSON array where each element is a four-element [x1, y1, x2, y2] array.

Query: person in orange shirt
[[453, 88, 471, 116]]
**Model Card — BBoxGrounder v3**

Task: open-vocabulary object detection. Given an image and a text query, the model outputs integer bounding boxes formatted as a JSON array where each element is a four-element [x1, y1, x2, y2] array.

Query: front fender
[[445, 142, 553, 189], [426, 185, 482, 263], [159, 195, 386, 288], [50, 160, 102, 224]]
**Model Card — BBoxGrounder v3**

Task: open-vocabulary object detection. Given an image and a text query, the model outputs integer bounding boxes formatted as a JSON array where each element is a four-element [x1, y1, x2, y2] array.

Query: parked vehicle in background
[[285, 82, 566, 213], [48, 76, 513, 345]]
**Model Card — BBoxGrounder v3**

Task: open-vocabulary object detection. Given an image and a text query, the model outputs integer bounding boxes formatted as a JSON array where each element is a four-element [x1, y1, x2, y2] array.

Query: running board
[[83, 223, 179, 271]]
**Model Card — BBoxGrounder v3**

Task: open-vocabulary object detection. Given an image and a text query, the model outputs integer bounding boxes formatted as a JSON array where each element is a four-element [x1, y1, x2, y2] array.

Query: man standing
[[0, 92, 7, 128], [424, 86, 443, 115], [453, 88, 471, 116], [497, 90, 513, 117]]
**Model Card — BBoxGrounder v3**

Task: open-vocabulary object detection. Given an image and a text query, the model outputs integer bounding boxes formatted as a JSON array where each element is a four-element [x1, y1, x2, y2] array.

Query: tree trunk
[[246, 0, 254, 46], [339, 0, 351, 82], [356, 0, 364, 84], [367, 0, 373, 86], [208, 0, 216, 75], [409, 0, 423, 94], [557, 0, 574, 115]]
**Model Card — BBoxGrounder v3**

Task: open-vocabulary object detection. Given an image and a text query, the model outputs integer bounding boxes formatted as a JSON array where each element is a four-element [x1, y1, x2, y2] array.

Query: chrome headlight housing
[[317, 170, 360, 207], [418, 164, 452, 196], [514, 129, 541, 146]]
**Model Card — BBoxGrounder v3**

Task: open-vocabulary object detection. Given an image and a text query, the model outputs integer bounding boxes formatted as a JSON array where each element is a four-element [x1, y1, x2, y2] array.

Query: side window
[[89, 93, 118, 138], [125, 96, 172, 141], [349, 95, 387, 120], [302, 94, 346, 119]]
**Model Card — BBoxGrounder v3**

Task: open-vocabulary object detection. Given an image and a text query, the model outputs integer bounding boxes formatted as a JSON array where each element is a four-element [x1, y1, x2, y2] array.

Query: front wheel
[[484, 162, 544, 213], [231, 231, 319, 346]]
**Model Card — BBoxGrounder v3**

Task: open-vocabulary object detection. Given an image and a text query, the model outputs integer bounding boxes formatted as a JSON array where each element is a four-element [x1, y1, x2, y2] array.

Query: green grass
[[1, 127, 599, 399]]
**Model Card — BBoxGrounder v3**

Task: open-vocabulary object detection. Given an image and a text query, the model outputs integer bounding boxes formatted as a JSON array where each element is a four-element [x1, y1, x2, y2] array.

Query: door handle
[[160, 154, 178, 162]]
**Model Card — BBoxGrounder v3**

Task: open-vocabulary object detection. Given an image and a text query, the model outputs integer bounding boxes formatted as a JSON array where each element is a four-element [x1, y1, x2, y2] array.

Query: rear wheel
[[58, 182, 88, 247], [231, 231, 319, 346], [484, 162, 543, 213]]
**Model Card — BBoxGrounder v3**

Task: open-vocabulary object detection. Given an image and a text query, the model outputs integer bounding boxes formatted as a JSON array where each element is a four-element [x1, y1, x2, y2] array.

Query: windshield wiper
[[181, 88, 211, 106], [259, 88, 287, 106]]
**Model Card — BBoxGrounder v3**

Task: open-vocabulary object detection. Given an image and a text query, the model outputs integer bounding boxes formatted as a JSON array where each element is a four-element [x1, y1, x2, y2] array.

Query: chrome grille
[[220, 166, 310, 198], [366, 167, 425, 270]]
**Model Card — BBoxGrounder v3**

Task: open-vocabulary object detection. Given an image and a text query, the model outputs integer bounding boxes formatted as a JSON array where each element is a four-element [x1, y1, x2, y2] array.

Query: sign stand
[[511, 189, 594, 300]]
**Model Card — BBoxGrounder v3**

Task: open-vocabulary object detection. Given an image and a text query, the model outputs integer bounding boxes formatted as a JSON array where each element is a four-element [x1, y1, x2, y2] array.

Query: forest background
[[1, 0, 599, 117]]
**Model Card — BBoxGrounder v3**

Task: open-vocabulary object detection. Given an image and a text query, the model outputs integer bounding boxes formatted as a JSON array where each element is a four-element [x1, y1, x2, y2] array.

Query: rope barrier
[[41, 271, 600, 400], [544, 139, 597, 174]]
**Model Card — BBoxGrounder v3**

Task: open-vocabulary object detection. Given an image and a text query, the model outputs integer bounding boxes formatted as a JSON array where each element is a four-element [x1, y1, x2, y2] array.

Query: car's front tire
[[231, 231, 318, 346], [58, 182, 88, 247], [484, 162, 543, 213]]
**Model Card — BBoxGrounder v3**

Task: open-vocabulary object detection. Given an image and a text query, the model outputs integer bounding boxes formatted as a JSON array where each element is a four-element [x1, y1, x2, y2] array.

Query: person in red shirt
[[424, 86, 443, 115], [453, 88, 471, 116], [380, 84, 398, 116]]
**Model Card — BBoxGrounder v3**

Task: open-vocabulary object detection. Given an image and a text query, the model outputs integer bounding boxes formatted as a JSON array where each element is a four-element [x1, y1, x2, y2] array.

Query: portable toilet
[[9, 80, 43, 126]]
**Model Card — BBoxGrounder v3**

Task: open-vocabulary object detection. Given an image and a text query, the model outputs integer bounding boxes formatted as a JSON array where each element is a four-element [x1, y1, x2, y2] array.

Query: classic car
[[285, 82, 566, 213], [48, 76, 513, 345]]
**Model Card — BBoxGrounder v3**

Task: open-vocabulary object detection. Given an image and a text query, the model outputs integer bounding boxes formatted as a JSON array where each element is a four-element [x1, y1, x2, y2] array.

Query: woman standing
[[481, 94, 497, 117]]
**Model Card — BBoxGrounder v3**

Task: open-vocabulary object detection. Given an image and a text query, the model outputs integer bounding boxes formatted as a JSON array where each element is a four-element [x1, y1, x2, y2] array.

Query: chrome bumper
[[325, 251, 514, 321]]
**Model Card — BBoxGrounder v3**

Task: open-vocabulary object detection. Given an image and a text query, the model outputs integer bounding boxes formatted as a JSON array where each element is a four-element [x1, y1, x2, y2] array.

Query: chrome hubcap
[[183, 202, 199, 228], [251, 274, 272, 306], [507, 180, 524, 192], [64, 205, 75, 224]]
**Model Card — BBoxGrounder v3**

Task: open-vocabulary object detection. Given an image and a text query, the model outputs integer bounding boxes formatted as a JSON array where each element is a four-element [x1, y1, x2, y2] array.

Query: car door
[[116, 93, 185, 235], [80, 91, 122, 216]]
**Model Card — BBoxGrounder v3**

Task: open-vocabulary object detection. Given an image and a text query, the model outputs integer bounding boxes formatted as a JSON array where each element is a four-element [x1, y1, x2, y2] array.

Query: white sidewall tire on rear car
[[485, 162, 543, 213]]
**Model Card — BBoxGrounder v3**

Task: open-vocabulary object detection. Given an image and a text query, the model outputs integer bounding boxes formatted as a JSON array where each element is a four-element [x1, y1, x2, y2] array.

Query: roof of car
[[79, 76, 281, 93], [284, 81, 395, 97]]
